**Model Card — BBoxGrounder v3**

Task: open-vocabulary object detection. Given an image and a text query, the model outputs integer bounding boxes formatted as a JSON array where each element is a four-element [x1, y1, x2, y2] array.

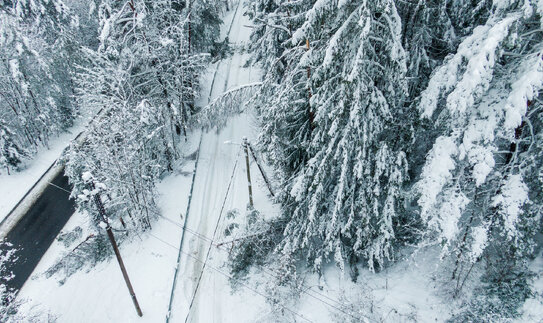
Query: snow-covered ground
[[15, 147, 199, 321], [166, 1, 277, 321], [13, 1, 452, 322], [16, 0, 276, 321], [15, 0, 448, 318], [14, 1, 543, 322], [519, 255, 543, 322]]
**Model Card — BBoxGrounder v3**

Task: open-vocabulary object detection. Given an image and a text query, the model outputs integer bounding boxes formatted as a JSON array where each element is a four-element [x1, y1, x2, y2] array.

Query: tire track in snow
[[165, 131, 203, 322], [168, 1, 247, 321], [182, 1, 252, 320], [185, 124, 237, 323]]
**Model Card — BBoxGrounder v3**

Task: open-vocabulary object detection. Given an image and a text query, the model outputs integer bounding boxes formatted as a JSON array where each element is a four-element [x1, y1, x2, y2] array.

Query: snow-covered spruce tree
[[64, 100, 166, 232], [397, 0, 493, 100], [287, 0, 412, 274], [414, 0, 543, 317], [246, 0, 315, 68], [248, 0, 414, 275], [248, 0, 493, 184], [65, 0, 219, 233], [248, 0, 316, 189], [395, 0, 496, 186], [0, 0, 81, 174]]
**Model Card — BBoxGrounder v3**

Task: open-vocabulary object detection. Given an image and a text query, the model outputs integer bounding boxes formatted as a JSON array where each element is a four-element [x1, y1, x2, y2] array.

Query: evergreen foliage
[[246, 0, 543, 318], [0, 0, 81, 174], [64, 0, 223, 233], [2, 0, 543, 320]]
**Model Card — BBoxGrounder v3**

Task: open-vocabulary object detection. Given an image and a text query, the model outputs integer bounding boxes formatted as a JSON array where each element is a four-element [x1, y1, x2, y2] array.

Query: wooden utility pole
[[247, 142, 274, 197], [242, 137, 254, 207], [90, 182, 143, 317], [306, 39, 311, 83]]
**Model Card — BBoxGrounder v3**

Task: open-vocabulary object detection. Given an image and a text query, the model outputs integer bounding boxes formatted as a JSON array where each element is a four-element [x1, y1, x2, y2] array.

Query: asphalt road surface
[[1, 170, 75, 296]]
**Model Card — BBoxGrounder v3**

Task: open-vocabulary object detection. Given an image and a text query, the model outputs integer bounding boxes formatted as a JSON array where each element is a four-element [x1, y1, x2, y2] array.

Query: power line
[[184, 146, 241, 323], [148, 211, 359, 320], [116, 183, 355, 318], [46, 181, 72, 194], [137, 201, 355, 318], [76, 142, 353, 316], [158, 213, 214, 245], [147, 232, 315, 323], [155, 212, 351, 309], [88, 166, 358, 319], [166, 131, 204, 323]]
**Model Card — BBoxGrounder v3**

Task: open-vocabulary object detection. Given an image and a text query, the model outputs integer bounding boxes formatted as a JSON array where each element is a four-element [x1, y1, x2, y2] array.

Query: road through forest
[[1, 170, 75, 295], [167, 0, 276, 321]]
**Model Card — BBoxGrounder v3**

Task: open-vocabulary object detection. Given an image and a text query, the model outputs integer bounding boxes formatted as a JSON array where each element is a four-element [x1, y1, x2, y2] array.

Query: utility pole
[[246, 142, 275, 197], [242, 137, 254, 207], [90, 182, 143, 317]]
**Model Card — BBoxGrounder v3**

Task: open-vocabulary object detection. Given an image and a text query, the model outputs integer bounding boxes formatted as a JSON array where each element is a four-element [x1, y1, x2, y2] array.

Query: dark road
[[1, 170, 75, 294]]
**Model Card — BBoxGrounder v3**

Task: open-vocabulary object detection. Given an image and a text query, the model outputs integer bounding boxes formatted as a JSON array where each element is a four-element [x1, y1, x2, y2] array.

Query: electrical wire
[[148, 232, 315, 323], [184, 146, 241, 323], [138, 205, 360, 321], [152, 211, 354, 316], [127, 191, 356, 319], [46, 182, 72, 194], [111, 165, 356, 319]]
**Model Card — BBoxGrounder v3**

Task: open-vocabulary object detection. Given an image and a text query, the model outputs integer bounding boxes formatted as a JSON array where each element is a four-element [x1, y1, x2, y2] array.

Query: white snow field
[[14, 1, 543, 322], [16, 1, 277, 322]]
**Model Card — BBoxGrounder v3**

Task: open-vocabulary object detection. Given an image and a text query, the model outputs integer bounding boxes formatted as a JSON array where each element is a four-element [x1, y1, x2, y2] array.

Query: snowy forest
[[1, 0, 543, 322]]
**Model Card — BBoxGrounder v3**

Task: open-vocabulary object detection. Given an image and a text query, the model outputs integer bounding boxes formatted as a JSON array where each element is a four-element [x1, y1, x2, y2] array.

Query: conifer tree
[[0, 120, 26, 173], [413, 1, 543, 316], [0, 0, 80, 168], [250, 0, 413, 274], [65, 0, 222, 233]]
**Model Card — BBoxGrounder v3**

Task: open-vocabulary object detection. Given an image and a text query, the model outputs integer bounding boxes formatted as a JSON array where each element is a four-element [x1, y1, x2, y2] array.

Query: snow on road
[[16, 1, 278, 322], [167, 1, 278, 321]]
